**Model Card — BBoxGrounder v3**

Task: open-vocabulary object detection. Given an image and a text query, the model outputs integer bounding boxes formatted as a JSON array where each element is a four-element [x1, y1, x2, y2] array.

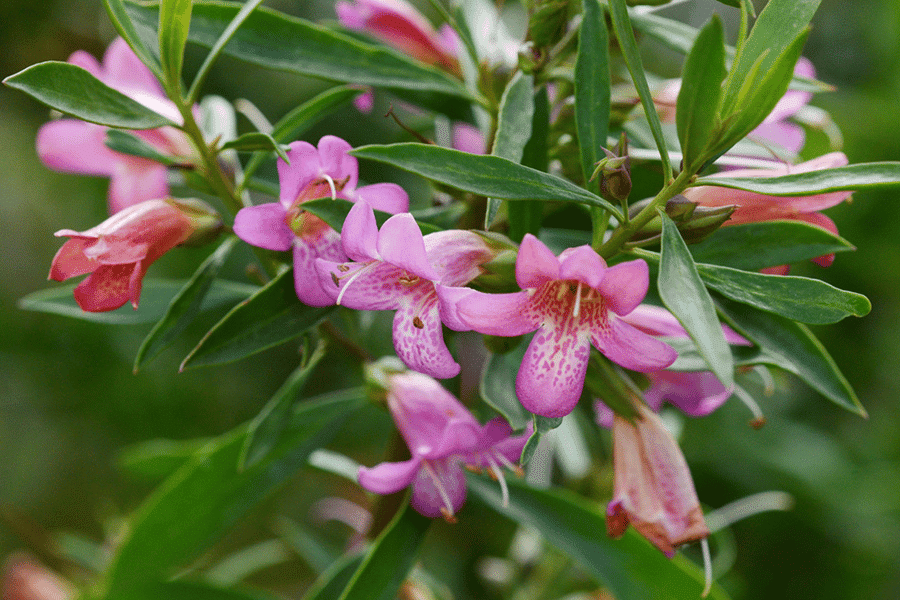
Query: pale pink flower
[[49, 198, 220, 312], [35, 38, 195, 214], [2, 553, 73, 600]]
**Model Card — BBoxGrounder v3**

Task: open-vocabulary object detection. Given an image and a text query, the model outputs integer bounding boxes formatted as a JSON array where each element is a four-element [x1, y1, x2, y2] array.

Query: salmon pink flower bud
[[234, 136, 408, 306], [49, 198, 221, 312], [446, 235, 677, 418], [2, 553, 73, 600], [35, 38, 196, 214], [358, 368, 529, 520], [336, 0, 461, 75], [606, 402, 709, 557]]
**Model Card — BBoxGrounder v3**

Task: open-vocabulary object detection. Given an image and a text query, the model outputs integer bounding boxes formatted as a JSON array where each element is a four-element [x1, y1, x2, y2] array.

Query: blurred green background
[[1, 1, 899, 598]]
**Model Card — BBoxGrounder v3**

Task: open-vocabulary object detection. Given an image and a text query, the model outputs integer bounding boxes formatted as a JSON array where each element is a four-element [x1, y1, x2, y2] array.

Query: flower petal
[[411, 458, 467, 518], [49, 237, 98, 281], [317, 135, 358, 190], [102, 37, 166, 98], [454, 290, 538, 336], [590, 316, 677, 373], [36, 120, 119, 176], [377, 213, 439, 280], [596, 260, 649, 316], [278, 141, 321, 207], [515, 234, 560, 289], [234, 203, 294, 251], [644, 371, 733, 416], [558, 245, 606, 288], [358, 457, 422, 494], [72, 263, 135, 312], [516, 326, 591, 418], [293, 243, 339, 307], [352, 182, 409, 214], [341, 200, 380, 262], [435, 284, 475, 331], [392, 292, 460, 379], [317, 259, 405, 310], [108, 160, 169, 213]]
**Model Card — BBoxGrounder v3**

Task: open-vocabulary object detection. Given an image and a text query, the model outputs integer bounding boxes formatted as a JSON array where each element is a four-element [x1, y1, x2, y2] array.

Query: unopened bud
[[591, 145, 632, 203], [517, 41, 542, 74], [528, 0, 569, 48], [677, 204, 736, 244]]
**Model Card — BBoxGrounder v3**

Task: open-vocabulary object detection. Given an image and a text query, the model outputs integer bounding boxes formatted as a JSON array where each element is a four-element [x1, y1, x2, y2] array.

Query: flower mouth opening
[[333, 262, 378, 306]]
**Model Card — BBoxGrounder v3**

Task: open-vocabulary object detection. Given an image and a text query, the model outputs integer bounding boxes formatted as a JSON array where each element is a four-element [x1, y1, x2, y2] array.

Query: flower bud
[[591, 144, 632, 203]]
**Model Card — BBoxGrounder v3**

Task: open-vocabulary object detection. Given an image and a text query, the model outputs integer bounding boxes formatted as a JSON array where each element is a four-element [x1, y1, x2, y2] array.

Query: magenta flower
[[49, 198, 220, 312], [683, 152, 852, 266], [336, 0, 461, 75], [446, 235, 677, 418], [36, 38, 195, 214], [234, 136, 408, 306], [358, 369, 529, 520], [316, 202, 497, 378]]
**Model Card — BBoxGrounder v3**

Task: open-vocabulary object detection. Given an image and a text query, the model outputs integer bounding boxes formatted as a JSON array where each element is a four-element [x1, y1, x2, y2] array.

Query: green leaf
[[693, 161, 900, 195], [114, 580, 278, 600], [509, 85, 550, 242], [688, 221, 854, 271], [134, 237, 239, 371], [300, 198, 441, 235], [300, 553, 365, 600], [676, 15, 726, 172], [240, 342, 326, 469], [658, 212, 734, 388], [608, 0, 671, 181], [126, 1, 469, 98], [100, 390, 363, 597], [180, 269, 334, 370], [159, 0, 193, 90], [117, 437, 212, 482], [18, 278, 254, 325], [574, 0, 610, 187], [336, 503, 431, 600], [104, 129, 177, 165], [480, 345, 531, 432], [221, 132, 290, 162], [3, 62, 174, 129], [486, 72, 535, 229], [103, 0, 162, 77], [350, 144, 622, 218], [468, 476, 731, 600], [696, 263, 870, 324], [715, 297, 865, 416]]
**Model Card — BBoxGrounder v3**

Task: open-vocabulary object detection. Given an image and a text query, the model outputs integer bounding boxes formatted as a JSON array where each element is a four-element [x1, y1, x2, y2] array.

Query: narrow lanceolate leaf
[[105, 129, 178, 165], [486, 72, 535, 229], [101, 390, 363, 597], [221, 132, 290, 162], [696, 263, 871, 324], [574, 0, 610, 187], [676, 15, 726, 172], [180, 269, 334, 370], [693, 162, 900, 195], [468, 476, 731, 600], [103, 0, 162, 77], [239, 342, 327, 469], [301, 554, 365, 600], [509, 86, 550, 242], [715, 297, 865, 416], [19, 279, 254, 325], [658, 212, 734, 388], [351, 144, 622, 218], [688, 221, 854, 271], [125, 1, 469, 98], [608, 0, 671, 181], [134, 237, 240, 371], [336, 503, 431, 600], [108, 580, 278, 600], [480, 346, 531, 432], [3, 62, 174, 129], [159, 0, 193, 89]]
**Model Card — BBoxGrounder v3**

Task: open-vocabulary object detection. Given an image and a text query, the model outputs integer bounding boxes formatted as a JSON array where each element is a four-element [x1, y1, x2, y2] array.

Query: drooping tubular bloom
[[35, 38, 195, 214], [358, 368, 529, 520], [682, 152, 852, 266], [234, 136, 409, 306], [607, 402, 709, 557], [49, 198, 221, 312], [446, 235, 677, 418]]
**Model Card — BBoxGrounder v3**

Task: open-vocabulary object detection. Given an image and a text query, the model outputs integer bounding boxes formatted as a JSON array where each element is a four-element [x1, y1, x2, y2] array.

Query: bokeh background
[[1, 1, 899, 598]]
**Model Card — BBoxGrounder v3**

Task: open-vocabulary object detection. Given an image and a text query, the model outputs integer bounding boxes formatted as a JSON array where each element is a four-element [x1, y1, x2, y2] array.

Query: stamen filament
[[701, 537, 713, 598], [573, 282, 583, 318], [422, 460, 456, 519], [486, 456, 509, 508], [323, 173, 338, 200], [733, 384, 766, 428], [491, 449, 523, 477], [335, 262, 376, 306]]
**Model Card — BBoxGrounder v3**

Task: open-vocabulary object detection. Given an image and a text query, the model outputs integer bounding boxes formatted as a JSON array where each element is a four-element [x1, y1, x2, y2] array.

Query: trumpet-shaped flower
[[36, 38, 195, 214], [606, 402, 709, 557], [234, 136, 408, 306], [49, 198, 221, 312], [316, 202, 497, 378], [358, 369, 529, 520], [446, 235, 677, 418]]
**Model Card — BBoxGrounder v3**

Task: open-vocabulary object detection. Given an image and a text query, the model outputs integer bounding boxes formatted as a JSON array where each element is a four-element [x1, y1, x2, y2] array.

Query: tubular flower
[[49, 198, 221, 312], [606, 402, 709, 557], [682, 152, 852, 266], [233, 136, 408, 306], [358, 369, 529, 520], [316, 202, 498, 378], [446, 235, 677, 418], [35, 38, 195, 214], [336, 0, 461, 75]]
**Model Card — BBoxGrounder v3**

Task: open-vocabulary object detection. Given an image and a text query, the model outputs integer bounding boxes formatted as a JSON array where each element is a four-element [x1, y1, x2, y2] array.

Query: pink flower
[[35, 38, 195, 214], [446, 235, 677, 418], [682, 152, 852, 266], [234, 136, 409, 306], [606, 402, 709, 557], [358, 368, 529, 520], [451, 122, 486, 154], [49, 198, 220, 312], [336, 0, 461, 75], [316, 202, 498, 378], [2, 553, 73, 600]]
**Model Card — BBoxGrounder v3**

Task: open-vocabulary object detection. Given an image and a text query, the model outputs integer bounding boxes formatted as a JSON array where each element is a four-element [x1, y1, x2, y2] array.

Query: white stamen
[[704, 491, 795, 533], [422, 460, 456, 519], [701, 537, 713, 598], [486, 456, 509, 508], [573, 282, 583, 318], [753, 365, 776, 396], [335, 262, 374, 306], [733, 384, 765, 424], [491, 449, 518, 473], [323, 173, 338, 200]]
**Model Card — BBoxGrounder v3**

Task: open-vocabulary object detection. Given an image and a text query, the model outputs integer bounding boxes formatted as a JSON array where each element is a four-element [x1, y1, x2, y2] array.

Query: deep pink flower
[[606, 402, 709, 557], [234, 136, 408, 306], [316, 202, 498, 378], [336, 0, 461, 75], [49, 198, 220, 312], [446, 235, 677, 418], [358, 369, 529, 520], [683, 152, 851, 266], [35, 38, 195, 214]]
